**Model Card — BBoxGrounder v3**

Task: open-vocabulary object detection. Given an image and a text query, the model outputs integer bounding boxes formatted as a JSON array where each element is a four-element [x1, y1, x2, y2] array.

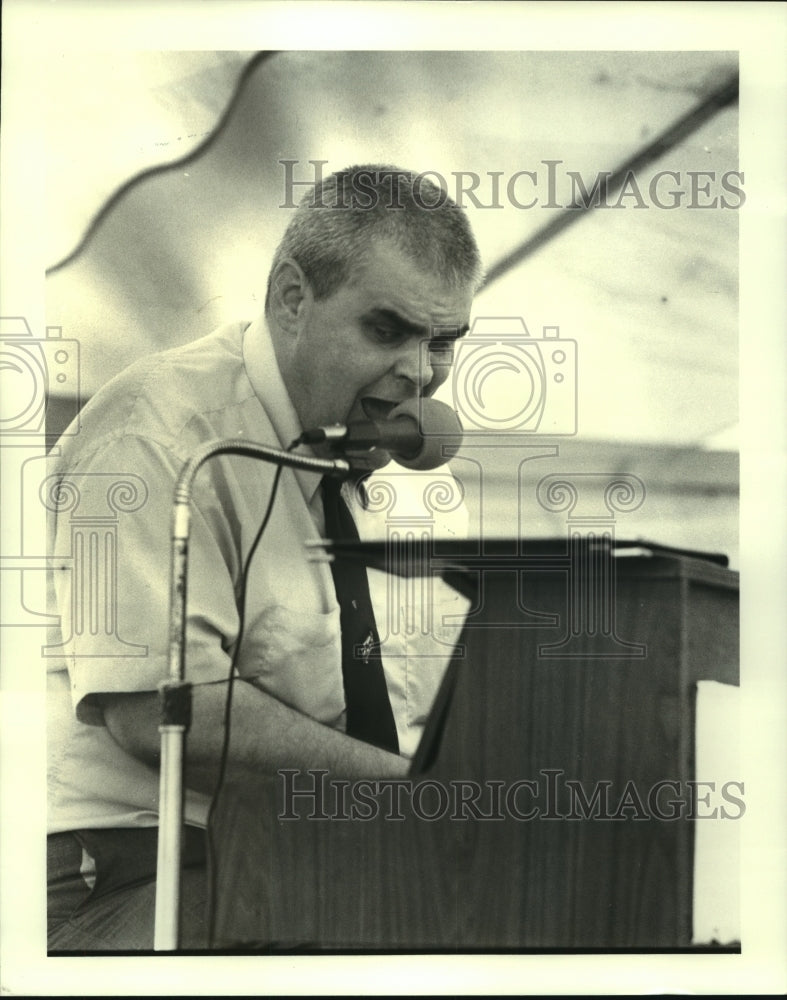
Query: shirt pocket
[[239, 603, 344, 728]]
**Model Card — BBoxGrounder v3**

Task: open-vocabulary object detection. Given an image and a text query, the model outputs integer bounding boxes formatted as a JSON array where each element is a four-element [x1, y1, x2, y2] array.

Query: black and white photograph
[[1, 1, 785, 995]]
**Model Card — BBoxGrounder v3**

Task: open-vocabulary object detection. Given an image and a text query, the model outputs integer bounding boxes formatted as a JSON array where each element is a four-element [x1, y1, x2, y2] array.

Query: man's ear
[[267, 258, 310, 334]]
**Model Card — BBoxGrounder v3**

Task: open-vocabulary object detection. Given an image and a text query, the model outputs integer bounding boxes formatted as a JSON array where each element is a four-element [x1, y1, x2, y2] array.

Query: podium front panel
[[210, 551, 739, 950]]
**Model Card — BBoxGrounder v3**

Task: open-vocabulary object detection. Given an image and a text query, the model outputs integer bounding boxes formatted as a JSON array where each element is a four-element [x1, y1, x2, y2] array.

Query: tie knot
[[321, 476, 357, 542], [322, 474, 372, 510]]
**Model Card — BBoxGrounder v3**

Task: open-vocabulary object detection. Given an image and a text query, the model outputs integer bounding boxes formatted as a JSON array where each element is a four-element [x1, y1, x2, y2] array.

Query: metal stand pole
[[153, 699, 189, 950], [153, 439, 349, 950]]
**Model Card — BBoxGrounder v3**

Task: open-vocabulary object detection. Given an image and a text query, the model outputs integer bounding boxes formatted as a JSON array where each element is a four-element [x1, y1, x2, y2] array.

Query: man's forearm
[[102, 679, 409, 797]]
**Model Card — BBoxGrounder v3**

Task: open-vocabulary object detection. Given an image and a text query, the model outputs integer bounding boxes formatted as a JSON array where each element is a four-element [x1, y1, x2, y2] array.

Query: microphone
[[300, 398, 464, 471]]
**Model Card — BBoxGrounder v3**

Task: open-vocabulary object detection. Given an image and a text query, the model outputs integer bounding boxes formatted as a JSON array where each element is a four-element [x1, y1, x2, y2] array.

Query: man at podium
[[45, 165, 483, 950]]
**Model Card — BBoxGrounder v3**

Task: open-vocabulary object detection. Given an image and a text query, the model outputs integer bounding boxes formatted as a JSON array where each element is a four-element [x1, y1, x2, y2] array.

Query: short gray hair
[[265, 164, 483, 306]]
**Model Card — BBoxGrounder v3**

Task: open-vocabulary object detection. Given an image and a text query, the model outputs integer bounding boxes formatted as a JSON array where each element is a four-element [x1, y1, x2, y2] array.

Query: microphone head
[[387, 398, 464, 471]]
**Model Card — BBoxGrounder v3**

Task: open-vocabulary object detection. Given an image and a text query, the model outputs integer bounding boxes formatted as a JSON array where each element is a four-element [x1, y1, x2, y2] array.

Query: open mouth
[[360, 397, 400, 423]]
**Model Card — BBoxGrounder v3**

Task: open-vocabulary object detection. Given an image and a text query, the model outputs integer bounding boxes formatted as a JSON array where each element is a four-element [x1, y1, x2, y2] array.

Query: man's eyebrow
[[365, 308, 428, 338], [365, 308, 469, 339]]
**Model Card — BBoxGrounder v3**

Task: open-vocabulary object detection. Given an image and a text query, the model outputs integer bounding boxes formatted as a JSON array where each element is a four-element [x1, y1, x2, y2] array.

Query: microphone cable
[[204, 437, 299, 949]]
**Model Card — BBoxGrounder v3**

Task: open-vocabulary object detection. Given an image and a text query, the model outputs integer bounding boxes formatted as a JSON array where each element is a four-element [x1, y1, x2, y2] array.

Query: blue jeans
[[47, 827, 210, 951]]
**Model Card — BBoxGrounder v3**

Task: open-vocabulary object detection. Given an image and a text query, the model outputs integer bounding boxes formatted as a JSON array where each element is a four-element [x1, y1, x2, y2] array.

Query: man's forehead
[[348, 237, 471, 288]]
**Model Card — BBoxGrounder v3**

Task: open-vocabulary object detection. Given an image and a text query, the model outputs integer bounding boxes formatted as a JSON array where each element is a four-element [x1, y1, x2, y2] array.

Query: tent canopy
[[43, 50, 740, 562], [46, 50, 738, 448]]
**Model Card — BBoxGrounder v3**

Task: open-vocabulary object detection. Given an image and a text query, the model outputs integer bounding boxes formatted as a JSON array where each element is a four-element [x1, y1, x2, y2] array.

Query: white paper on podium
[[692, 679, 741, 944]]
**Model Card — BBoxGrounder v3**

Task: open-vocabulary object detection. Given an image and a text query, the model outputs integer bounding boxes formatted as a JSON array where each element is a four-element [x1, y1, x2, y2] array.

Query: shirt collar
[[242, 313, 324, 505]]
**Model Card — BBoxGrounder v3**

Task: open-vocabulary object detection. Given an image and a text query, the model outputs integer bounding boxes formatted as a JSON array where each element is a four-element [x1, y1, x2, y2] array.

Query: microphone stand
[[153, 438, 350, 951]]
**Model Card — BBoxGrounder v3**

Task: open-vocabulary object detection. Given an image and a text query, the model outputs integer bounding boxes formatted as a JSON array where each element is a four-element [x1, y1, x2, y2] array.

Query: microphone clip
[[298, 424, 354, 447]]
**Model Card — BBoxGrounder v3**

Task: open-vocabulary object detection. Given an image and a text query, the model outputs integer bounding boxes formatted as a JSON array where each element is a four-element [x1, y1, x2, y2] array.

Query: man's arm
[[102, 678, 409, 795]]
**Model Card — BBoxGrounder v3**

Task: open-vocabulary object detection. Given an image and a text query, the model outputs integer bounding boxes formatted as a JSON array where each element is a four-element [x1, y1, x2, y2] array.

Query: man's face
[[281, 239, 474, 470]]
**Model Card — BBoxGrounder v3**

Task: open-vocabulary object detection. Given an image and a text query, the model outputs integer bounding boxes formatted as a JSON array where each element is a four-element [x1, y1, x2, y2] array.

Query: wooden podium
[[210, 538, 739, 950]]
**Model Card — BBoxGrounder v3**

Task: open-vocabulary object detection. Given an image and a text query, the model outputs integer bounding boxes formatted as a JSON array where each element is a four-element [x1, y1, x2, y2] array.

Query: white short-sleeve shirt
[[46, 317, 467, 831]]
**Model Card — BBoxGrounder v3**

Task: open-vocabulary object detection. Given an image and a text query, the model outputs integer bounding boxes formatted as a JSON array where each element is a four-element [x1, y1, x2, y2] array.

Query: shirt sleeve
[[48, 434, 243, 725]]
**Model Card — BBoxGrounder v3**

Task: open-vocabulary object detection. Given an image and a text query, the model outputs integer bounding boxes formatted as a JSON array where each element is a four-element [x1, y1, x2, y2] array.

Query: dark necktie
[[321, 477, 399, 754]]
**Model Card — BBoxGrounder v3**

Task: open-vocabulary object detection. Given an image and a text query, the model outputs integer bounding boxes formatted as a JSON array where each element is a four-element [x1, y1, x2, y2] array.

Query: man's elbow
[[101, 690, 162, 766]]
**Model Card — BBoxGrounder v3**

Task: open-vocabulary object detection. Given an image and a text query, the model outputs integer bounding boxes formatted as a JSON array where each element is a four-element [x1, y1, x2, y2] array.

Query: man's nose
[[393, 339, 432, 389]]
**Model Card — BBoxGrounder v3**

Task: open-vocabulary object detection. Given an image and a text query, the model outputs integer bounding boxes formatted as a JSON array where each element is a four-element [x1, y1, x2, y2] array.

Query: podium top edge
[[307, 537, 738, 587], [308, 536, 729, 563]]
